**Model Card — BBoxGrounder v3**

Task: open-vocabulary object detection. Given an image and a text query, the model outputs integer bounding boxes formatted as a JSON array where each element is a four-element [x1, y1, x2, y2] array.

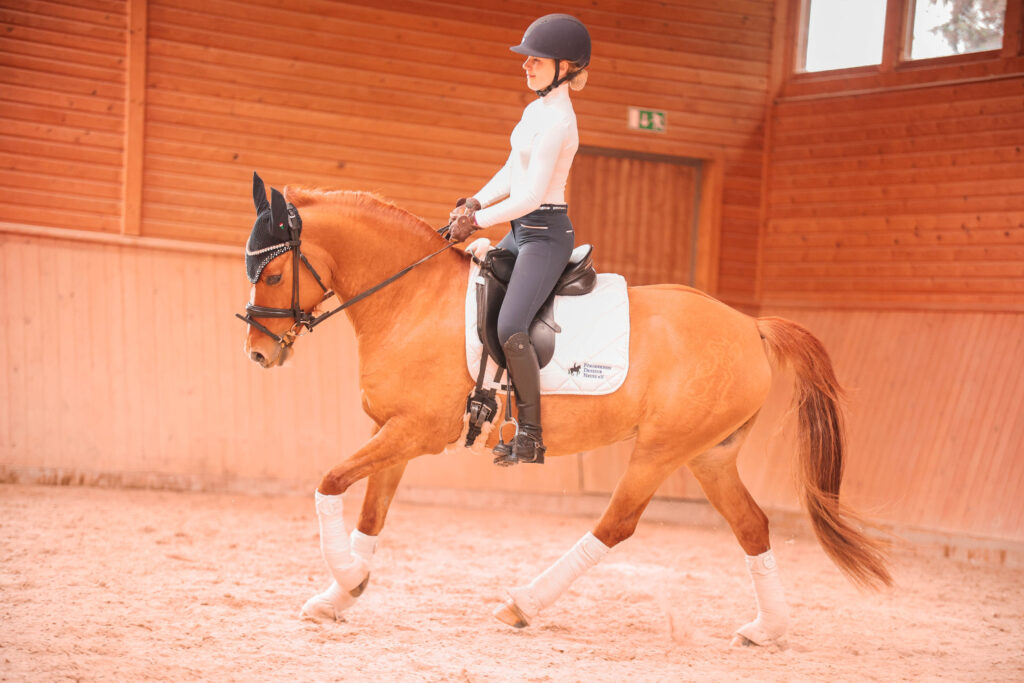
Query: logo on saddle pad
[[571, 362, 611, 380]]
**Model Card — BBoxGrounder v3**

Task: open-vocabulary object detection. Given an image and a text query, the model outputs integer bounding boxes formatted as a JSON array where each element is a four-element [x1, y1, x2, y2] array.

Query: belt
[[525, 204, 568, 214]]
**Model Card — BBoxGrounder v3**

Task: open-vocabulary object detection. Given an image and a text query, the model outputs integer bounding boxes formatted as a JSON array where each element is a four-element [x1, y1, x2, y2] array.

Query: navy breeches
[[495, 204, 575, 344]]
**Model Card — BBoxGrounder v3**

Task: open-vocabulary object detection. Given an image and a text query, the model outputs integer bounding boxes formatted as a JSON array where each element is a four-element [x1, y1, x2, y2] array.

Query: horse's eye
[[265, 273, 282, 286]]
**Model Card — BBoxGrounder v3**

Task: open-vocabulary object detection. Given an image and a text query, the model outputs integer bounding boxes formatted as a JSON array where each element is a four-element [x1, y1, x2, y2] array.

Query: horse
[[239, 178, 890, 645]]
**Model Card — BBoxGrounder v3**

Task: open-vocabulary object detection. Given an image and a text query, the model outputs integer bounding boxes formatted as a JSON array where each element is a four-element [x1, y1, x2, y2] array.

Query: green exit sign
[[628, 107, 666, 133]]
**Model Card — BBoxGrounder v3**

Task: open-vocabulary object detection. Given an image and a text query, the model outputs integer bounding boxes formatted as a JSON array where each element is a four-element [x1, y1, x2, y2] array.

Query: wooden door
[[568, 147, 708, 499], [568, 147, 703, 286]]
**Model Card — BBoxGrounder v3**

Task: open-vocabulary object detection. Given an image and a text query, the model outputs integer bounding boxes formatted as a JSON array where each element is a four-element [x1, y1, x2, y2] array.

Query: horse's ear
[[252, 172, 270, 214], [270, 187, 290, 232]]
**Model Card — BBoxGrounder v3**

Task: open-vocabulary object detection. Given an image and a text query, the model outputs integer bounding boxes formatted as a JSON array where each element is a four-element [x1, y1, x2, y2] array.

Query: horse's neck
[[312, 198, 468, 342]]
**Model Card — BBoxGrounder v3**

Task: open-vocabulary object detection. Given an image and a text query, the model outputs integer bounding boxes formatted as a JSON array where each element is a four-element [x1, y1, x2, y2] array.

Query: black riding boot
[[493, 332, 546, 466]]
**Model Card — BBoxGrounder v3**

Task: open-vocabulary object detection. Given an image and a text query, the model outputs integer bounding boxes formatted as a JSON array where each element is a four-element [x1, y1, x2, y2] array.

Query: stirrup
[[492, 419, 519, 467], [492, 441, 517, 467]]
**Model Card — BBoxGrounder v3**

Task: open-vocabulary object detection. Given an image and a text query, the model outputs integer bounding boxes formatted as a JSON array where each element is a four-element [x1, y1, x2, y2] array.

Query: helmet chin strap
[[534, 59, 577, 97]]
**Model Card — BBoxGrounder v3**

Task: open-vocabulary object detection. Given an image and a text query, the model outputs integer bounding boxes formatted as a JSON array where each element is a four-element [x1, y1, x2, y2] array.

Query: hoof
[[493, 597, 529, 628], [299, 582, 358, 622], [300, 594, 345, 622], [734, 617, 786, 646], [730, 634, 757, 647]]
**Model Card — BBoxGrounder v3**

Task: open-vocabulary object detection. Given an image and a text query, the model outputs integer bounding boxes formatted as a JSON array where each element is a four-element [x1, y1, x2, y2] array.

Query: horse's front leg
[[301, 461, 408, 621], [302, 418, 443, 622]]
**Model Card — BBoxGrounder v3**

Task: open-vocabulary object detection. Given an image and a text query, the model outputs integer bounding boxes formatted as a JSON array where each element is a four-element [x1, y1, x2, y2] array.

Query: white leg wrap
[[350, 528, 378, 562], [509, 532, 610, 622], [300, 492, 375, 621], [735, 549, 789, 645]]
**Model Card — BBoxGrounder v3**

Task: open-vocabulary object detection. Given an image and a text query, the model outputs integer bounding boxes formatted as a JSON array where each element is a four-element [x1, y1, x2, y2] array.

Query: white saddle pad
[[464, 256, 630, 396]]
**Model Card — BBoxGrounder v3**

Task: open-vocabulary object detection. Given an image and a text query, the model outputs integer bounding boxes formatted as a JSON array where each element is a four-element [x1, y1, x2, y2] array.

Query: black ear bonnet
[[245, 172, 301, 283]]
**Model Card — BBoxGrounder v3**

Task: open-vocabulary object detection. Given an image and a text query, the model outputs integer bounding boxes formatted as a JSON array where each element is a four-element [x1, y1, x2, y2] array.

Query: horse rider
[[448, 14, 591, 466]]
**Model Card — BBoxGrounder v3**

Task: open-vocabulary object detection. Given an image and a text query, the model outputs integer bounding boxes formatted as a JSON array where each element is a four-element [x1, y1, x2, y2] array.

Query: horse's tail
[[756, 316, 892, 590]]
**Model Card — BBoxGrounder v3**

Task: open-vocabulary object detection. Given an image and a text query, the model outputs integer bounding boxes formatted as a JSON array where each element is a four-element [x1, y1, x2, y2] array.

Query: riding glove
[[448, 197, 482, 242]]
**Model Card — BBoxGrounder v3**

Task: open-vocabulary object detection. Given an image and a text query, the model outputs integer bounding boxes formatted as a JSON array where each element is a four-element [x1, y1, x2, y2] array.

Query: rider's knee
[[497, 319, 528, 346]]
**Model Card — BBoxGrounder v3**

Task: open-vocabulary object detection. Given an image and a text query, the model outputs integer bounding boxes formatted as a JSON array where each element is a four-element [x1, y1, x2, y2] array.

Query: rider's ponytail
[[568, 64, 588, 91]]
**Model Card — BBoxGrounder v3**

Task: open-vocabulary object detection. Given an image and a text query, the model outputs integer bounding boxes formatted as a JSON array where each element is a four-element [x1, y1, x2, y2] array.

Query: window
[[798, 0, 1009, 73], [909, 0, 1006, 59], [804, 0, 888, 72]]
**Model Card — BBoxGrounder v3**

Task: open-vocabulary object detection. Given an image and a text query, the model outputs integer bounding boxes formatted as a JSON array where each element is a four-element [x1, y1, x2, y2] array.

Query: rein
[[238, 211, 456, 348]]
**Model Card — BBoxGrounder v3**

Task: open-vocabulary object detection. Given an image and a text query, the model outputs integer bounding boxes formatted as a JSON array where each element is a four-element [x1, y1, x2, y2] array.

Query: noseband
[[237, 203, 455, 349]]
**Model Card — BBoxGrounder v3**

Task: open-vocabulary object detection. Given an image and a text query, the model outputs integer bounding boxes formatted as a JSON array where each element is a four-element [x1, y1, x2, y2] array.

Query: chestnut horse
[[241, 182, 890, 645]]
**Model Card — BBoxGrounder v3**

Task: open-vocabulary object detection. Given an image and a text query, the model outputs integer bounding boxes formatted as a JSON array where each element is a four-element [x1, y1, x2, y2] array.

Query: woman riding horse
[[239, 15, 890, 646], [449, 14, 591, 467], [241, 176, 890, 643]]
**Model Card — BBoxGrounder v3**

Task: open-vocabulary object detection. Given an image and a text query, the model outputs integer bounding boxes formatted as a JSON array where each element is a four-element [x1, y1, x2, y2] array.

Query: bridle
[[237, 202, 456, 349]]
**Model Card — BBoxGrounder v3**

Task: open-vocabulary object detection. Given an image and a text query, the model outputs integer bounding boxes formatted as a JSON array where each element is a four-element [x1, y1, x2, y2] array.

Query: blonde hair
[[567, 61, 588, 91], [569, 68, 588, 91]]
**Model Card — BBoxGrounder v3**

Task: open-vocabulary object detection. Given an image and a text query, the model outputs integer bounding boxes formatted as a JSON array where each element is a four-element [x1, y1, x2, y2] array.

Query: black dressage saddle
[[476, 244, 597, 368]]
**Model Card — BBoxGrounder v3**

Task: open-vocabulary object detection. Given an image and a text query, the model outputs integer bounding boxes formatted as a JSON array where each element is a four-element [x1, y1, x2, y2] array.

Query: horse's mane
[[284, 185, 439, 239]]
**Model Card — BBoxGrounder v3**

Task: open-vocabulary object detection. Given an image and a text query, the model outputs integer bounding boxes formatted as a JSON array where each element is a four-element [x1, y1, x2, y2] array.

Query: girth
[[476, 244, 596, 369]]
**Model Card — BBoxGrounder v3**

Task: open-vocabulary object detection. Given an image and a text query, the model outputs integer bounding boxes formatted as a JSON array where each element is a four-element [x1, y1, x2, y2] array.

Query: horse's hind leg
[[687, 421, 789, 646], [301, 461, 408, 622], [494, 453, 674, 628]]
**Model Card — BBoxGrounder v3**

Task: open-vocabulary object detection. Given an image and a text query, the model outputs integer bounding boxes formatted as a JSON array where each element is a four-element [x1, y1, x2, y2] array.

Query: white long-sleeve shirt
[[472, 83, 579, 228]]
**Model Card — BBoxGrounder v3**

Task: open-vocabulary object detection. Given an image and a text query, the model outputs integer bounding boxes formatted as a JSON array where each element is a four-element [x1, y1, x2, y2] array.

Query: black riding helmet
[[510, 14, 591, 97]]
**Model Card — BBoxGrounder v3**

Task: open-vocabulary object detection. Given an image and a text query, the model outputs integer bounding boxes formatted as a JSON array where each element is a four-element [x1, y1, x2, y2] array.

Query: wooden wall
[[740, 307, 1024, 543], [2, 0, 1023, 547], [0, 0, 127, 233], [0, 228, 374, 489], [762, 0, 1024, 310], [569, 149, 703, 286], [0, 0, 773, 503], [755, 2, 1024, 544], [763, 77, 1024, 310], [3, 228, 1020, 544], [1, 0, 773, 296]]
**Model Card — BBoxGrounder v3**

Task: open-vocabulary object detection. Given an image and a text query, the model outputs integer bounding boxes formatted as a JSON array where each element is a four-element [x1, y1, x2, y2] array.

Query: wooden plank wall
[[756, 5, 1024, 543], [4, 0, 1023, 547], [0, 0, 774, 494], [0, 0, 127, 233], [737, 307, 1024, 543], [0, 229, 375, 490], [4, 229, 1020, 544], [763, 79, 1024, 310], [569, 149, 701, 286], [1, 0, 774, 298]]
